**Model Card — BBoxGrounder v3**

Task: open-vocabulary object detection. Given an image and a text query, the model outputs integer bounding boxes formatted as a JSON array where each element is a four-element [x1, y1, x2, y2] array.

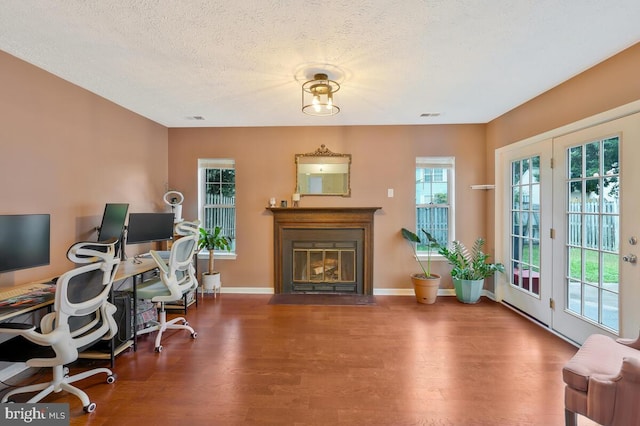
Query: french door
[[500, 140, 552, 325], [552, 113, 640, 343], [498, 111, 640, 344]]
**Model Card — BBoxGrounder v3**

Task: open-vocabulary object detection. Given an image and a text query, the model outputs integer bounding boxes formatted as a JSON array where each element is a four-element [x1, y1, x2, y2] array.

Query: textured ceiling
[[1, 1, 639, 128]]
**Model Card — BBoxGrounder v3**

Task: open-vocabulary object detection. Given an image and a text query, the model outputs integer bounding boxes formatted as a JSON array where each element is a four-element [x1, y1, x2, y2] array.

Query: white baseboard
[[216, 287, 495, 298], [220, 287, 274, 294]]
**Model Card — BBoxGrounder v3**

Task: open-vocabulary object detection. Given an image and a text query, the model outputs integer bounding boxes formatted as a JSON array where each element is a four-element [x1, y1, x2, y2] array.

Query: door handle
[[622, 254, 637, 263]]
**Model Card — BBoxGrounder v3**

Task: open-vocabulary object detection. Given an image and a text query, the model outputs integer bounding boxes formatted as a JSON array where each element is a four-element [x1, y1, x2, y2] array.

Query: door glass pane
[[568, 214, 581, 246], [584, 249, 600, 284], [585, 142, 600, 177], [602, 252, 619, 292], [568, 146, 582, 179], [583, 284, 599, 322], [568, 280, 582, 312], [510, 155, 541, 296], [564, 137, 619, 332], [569, 181, 583, 210], [584, 215, 599, 249], [602, 290, 619, 330]]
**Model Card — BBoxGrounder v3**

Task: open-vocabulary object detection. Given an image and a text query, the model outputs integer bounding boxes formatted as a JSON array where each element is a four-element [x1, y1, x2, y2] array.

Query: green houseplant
[[197, 226, 232, 293], [401, 228, 441, 304], [438, 237, 504, 303]]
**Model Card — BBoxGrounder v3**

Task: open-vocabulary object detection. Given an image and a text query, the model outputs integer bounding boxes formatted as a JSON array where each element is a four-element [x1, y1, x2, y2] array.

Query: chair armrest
[[0, 323, 36, 333], [620, 357, 640, 383], [0, 322, 68, 348], [616, 330, 640, 350], [150, 250, 170, 275]]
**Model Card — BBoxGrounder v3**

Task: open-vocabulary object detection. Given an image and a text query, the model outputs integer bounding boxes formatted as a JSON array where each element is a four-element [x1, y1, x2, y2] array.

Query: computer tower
[[112, 291, 133, 346], [86, 291, 132, 352]]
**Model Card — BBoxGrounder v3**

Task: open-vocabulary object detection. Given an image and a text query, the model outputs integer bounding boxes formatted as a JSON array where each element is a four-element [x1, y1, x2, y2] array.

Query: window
[[198, 159, 236, 253], [415, 157, 454, 251]]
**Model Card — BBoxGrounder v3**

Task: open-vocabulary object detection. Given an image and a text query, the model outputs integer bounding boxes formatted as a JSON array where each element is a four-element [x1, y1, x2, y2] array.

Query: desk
[[1, 256, 197, 364], [87, 257, 159, 357], [0, 258, 158, 323], [116, 256, 158, 281], [0, 282, 56, 322], [0, 258, 160, 366]]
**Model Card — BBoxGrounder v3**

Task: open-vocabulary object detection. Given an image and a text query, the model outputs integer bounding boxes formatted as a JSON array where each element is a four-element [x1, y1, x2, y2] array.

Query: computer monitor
[[126, 213, 175, 244], [97, 203, 129, 256], [0, 214, 50, 273]]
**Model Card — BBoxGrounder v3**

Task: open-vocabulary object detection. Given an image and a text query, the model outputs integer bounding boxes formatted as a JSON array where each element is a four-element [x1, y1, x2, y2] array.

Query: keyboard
[[0, 283, 55, 300], [136, 251, 170, 260]]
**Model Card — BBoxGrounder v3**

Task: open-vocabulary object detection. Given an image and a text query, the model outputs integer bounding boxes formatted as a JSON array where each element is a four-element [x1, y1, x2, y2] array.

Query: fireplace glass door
[[293, 248, 356, 283], [285, 232, 363, 293]]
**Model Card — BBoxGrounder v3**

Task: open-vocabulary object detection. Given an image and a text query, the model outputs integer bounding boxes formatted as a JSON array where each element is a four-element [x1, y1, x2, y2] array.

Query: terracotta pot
[[411, 273, 440, 304]]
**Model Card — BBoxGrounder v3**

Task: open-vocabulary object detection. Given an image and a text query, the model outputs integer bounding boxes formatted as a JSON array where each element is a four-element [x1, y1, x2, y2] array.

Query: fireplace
[[267, 207, 380, 295], [285, 228, 363, 293]]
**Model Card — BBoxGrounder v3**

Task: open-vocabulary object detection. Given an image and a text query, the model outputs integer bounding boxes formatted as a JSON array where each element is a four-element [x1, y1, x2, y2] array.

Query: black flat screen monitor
[[0, 214, 50, 273], [126, 213, 175, 244], [97, 203, 129, 243]]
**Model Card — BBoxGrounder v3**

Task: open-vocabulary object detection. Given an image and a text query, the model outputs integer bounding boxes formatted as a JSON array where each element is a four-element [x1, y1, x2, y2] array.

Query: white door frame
[[494, 99, 640, 343]]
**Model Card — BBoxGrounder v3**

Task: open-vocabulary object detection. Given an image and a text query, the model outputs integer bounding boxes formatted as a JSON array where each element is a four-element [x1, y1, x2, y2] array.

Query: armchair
[[0, 238, 120, 413], [562, 332, 640, 426], [135, 220, 199, 352]]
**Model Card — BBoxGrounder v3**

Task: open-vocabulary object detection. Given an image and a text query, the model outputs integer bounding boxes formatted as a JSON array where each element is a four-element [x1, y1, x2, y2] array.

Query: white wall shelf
[[470, 184, 495, 190]]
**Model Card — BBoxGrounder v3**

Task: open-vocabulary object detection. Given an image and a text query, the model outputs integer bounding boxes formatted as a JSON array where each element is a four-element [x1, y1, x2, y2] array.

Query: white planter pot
[[202, 272, 221, 296]]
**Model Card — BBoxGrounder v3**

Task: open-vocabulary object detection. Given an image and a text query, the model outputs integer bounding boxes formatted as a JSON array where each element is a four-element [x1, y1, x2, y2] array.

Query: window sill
[[197, 251, 237, 261], [416, 253, 446, 262]]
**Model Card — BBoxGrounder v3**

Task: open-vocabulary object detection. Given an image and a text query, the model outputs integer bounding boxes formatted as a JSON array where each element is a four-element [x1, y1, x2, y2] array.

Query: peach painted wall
[[4, 39, 638, 294], [484, 42, 640, 256], [168, 125, 487, 291], [0, 51, 169, 288]]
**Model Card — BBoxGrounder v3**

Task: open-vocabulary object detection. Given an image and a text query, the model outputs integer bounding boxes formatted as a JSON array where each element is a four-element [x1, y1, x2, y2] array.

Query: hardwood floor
[[2, 295, 592, 425]]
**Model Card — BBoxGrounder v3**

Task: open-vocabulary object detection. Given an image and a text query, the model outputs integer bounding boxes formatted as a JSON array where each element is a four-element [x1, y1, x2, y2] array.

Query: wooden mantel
[[267, 207, 381, 295]]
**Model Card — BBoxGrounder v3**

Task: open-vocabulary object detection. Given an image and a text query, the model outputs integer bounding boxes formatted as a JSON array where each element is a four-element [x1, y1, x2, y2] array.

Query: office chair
[[0, 239, 120, 413], [135, 220, 199, 352]]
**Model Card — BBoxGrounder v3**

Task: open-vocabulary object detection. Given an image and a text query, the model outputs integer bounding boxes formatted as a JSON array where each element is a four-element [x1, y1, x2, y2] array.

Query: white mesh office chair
[[135, 220, 199, 352], [0, 239, 120, 413]]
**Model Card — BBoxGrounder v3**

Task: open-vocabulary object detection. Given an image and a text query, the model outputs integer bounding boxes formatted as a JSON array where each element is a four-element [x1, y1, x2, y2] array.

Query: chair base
[[1, 364, 115, 412], [137, 308, 197, 352]]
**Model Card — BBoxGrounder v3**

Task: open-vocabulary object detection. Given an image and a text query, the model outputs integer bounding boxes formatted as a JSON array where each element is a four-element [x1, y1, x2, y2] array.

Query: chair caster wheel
[[83, 402, 96, 413], [155, 345, 163, 353], [191, 332, 198, 339], [106, 374, 117, 384]]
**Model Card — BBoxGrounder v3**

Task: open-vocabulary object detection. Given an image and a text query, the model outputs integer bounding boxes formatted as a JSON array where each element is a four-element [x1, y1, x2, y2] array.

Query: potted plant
[[197, 226, 232, 294], [438, 237, 505, 303], [401, 228, 441, 304]]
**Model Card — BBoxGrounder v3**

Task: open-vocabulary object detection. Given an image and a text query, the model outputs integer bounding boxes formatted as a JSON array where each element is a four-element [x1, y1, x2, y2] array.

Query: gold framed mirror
[[295, 145, 351, 197]]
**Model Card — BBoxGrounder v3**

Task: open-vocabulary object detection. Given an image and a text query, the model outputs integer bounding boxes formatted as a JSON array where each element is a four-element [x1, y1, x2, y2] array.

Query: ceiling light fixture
[[302, 73, 340, 116]]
